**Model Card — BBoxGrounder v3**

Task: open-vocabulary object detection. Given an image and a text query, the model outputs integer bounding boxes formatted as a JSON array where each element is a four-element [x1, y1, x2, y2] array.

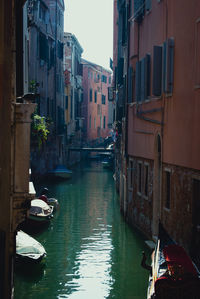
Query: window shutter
[[162, 41, 167, 92], [134, 0, 145, 22], [140, 58, 145, 101], [117, 57, 124, 85], [135, 60, 141, 101], [153, 45, 162, 96], [145, 0, 152, 11], [128, 66, 133, 103], [162, 38, 174, 94], [145, 54, 151, 99], [166, 38, 174, 94]]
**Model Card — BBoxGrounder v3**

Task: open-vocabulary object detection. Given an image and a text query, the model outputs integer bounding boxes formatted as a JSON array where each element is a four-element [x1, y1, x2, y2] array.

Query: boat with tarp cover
[[16, 230, 46, 263], [143, 223, 200, 299]]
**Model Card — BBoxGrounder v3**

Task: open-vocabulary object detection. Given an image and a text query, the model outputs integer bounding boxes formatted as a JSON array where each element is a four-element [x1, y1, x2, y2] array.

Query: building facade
[[28, 0, 66, 176], [82, 59, 112, 144], [113, 0, 200, 262], [63, 32, 83, 164]]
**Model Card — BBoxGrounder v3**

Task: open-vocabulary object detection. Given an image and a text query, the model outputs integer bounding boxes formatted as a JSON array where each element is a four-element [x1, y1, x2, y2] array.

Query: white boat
[[16, 230, 46, 263], [27, 199, 54, 223], [48, 165, 72, 179]]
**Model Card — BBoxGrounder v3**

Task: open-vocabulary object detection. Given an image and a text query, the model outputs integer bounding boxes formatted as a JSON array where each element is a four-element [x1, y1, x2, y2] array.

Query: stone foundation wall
[[123, 156, 200, 252]]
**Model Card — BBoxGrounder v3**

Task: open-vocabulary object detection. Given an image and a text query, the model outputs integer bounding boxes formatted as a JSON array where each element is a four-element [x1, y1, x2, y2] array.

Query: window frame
[[137, 161, 143, 196], [144, 162, 149, 199]]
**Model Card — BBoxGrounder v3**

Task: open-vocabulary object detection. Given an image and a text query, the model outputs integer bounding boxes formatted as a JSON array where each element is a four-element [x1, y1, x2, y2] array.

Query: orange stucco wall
[[128, 0, 200, 170]]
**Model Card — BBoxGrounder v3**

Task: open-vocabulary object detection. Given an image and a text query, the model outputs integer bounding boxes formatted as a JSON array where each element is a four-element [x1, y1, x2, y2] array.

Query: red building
[[82, 59, 112, 144], [113, 0, 200, 263]]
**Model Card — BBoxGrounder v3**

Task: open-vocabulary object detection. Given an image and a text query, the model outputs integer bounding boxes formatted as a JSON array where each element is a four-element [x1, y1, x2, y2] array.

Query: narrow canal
[[14, 161, 150, 299]]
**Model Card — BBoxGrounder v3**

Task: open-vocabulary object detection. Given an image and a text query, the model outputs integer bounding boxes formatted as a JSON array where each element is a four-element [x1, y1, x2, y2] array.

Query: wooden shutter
[[162, 41, 167, 92], [140, 58, 145, 101], [128, 66, 133, 103], [163, 38, 174, 94], [145, 0, 152, 11], [166, 38, 174, 94], [153, 45, 162, 96], [134, 0, 145, 22], [145, 54, 151, 99], [135, 60, 141, 101], [117, 57, 124, 85]]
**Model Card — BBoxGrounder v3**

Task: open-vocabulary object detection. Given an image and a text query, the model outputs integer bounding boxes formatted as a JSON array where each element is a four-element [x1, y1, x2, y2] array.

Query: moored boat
[[16, 230, 46, 263], [144, 223, 200, 299], [48, 165, 72, 179], [27, 199, 53, 224]]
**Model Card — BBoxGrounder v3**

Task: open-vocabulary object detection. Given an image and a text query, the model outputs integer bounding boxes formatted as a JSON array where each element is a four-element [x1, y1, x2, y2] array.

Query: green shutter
[[140, 58, 145, 101], [135, 60, 141, 101], [145, 54, 151, 99], [153, 46, 162, 96], [128, 66, 133, 103]]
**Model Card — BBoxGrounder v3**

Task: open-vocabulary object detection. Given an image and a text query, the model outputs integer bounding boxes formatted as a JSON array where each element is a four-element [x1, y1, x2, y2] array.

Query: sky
[[64, 0, 113, 70]]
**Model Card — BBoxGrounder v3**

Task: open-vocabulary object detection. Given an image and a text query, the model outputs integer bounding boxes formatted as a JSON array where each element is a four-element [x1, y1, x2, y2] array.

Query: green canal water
[[14, 161, 150, 299]]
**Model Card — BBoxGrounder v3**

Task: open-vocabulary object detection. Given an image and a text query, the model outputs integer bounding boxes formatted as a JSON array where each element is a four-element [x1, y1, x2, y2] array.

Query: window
[[39, 3, 46, 22], [165, 170, 171, 209], [145, 0, 152, 12], [134, 0, 145, 23], [128, 66, 133, 103], [144, 164, 149, 197], [162, 38, 174, 94], [129, 160, 134, 190], [135, 54, 151, 101], [103, 116, 106, 129], [89, 89, 92, 102], [94, 117, 96, 129], [57, 41, 63, 59], [101, 75, 107, 83], [137, 162, 142, 194], [39, 32, 48, 62], [89, 115, 91, 128], [102, 95, 106, 105], [153, 46, 162, 96], [94, 91, 97, 103]]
